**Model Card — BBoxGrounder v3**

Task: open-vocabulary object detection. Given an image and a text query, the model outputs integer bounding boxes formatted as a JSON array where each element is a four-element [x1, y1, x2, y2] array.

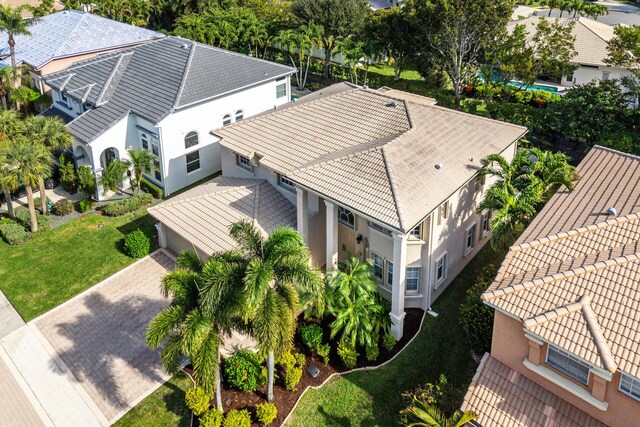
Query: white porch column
[[296, 188, 309, 244], [325, 200, 338, 270], [155, 222, 167, 249], [93, 168, 104, 201], [390, 231, 408, 340]]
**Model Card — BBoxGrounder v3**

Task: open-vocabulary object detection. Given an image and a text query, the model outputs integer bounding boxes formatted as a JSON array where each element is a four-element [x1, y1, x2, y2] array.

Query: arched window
[[184, 131, 198, 149], [140, 133, 148, 149], [235, 109, 244, 122], [223, 114, 232, 126], [338, 207, 355, 229]]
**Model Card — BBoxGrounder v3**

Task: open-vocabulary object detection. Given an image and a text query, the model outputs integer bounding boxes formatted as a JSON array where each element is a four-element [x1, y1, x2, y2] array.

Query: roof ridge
[[148, 179, 264, 211], [576, 16, 613, 42], [522, 296, 585, 329], [592, 144, 640, 162], [95, 51, 134, 106], [508, 212, 640, 252], [252, 181, 262, 226], [173, 41, 197, 110], [482, 252, 640, 302], [52, 10, 86, 58], [381, 146, 405, 231], [48, 51, 124, 79]]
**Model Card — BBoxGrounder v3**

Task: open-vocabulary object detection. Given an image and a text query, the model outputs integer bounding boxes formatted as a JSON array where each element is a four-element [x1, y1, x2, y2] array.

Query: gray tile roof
[[215, 86, 527, 232], [149, 177, 297, 256], [0, 10, 162, 69], [44, 36, 295, 143]]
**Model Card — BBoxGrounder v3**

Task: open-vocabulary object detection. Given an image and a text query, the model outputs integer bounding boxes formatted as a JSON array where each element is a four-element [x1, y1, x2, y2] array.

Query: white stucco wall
[[565, 65, 634, 87]]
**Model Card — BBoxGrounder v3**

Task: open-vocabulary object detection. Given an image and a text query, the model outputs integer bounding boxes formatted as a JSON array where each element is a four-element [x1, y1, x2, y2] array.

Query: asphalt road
[[539, 0, 640, 26]]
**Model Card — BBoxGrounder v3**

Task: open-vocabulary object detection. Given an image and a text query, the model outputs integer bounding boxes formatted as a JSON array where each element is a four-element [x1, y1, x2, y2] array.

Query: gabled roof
[[462, 354, 607, 427], [148, 177, 297, 256], [507, 16, 616, 67], [44, 36, 295, 143], [483, 148, 640, 377], [0, 10, 162, 70], [215, 85, 527, 232]]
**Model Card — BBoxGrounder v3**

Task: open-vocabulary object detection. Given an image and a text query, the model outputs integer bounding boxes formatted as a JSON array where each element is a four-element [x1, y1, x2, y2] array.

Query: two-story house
[[149, 83, 527, 340], [462, 146, 640, 426], [43, 36, 295, 198], [0, 9, 162, 96]]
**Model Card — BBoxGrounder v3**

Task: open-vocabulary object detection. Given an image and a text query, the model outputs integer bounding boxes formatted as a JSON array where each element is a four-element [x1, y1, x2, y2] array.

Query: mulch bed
[[185, 308, 424, 426]]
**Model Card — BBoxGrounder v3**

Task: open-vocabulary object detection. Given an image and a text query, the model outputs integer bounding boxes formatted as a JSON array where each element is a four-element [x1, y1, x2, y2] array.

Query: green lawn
[[367, 64, 424, 82], [113, 372, 192, 427], [0, 210, 156, 321], [287, 244, 505, 426]]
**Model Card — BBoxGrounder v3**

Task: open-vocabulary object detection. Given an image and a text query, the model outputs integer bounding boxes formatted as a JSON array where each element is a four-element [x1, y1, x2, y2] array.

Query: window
[[435, 253, 448, 287], [237, 154, 252, 172], [338, 207, 355, 229], [235, 110, 244, 121], [465, 224, 477, 254], [184, 131, 198, 149], [546, 345, 590, 385], [151, 140, 159, 156], [278, 174, 295, 192], [223, 114, 232, 126], [409, 223, 422, 239], [141, 133, 149, 150], [60, 91, 68, 105], [565, 72, 574, 83], [276, 78, 287, 99], [481, 211, 491, 237], [437, 201, 449, 225], [153, 159, 161, 181], [369, 221, 391, 235], [406, 267, 420, 292], [372, 253, 384, 282], [386, 261, 394, 288], [602, 72, 610, 81], [620, 373, 640, 401], [186, 150, 200, 173]]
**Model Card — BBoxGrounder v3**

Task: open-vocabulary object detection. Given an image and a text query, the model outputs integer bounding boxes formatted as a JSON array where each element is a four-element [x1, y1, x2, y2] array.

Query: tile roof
[[1, 0, 64, 18], [148, 177, 297, 256], [215, 85, 527, 231], [462, 354, 607, 427], [507, 16, 615, 67], [483, 148, 640, 377], [0, 10, 162, 69], [44, 36, 295, 143]]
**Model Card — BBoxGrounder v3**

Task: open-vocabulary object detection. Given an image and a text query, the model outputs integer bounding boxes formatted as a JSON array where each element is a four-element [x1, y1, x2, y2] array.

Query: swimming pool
[[507, 80, 560, 93]]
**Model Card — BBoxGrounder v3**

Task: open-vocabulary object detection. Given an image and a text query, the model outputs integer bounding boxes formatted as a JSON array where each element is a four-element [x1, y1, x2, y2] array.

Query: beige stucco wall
[[165, 226, 209, 261], [491, 311, 640, 427]]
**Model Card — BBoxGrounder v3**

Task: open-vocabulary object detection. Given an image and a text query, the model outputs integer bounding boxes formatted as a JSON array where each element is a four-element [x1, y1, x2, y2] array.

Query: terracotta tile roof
[[462, 354, 607, 427], [482, 149, 640, 376], [508, 16, 615, 67], [148, 177, 296, 256], [215, 85, 526, 231]]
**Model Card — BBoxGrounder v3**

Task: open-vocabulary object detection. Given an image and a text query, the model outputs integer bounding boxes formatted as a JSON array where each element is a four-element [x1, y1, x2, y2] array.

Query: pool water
[[507, 80, 559, 93]]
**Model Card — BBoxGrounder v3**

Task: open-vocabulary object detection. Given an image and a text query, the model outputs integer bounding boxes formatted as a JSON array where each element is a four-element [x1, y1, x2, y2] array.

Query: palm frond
[[145, 305, 186, 349]]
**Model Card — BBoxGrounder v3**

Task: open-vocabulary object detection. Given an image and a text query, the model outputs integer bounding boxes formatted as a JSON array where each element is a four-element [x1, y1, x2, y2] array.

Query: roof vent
[[362, 84, 368, 90], [607, 207, 617, 216], [386, 100, 397, 108], [181, 43, 189, 49], [435, 163, 444, 170]]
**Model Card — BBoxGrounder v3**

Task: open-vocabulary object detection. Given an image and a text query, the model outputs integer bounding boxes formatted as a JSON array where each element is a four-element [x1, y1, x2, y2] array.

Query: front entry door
[[338, 223, 356, 263]]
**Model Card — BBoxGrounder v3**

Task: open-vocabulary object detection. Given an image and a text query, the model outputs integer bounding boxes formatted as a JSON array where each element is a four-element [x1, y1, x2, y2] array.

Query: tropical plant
[[0, 138, 51, 232], [185, 386, 211, 416], [0, 5, 36, 82], [276, 23, 322, 90], [199, 408, 224, 427], [527, 147, 578, 199], [97, 159, 128, 195], [336, 340, 358, 369], [255, 402, 277, 426], [125, 147, 158, 194], [52, 198, 73, 216], [230, 219, 324, 403], [77, 166, 96, 199], [316, 342, 330, 364], [59, 152, 77, 192], [362, 7, 411, 81], [299, 323, 323, 350], [224, 350, 262, 392], [401, 398, 477, 427], [222, 409, 251, 427]]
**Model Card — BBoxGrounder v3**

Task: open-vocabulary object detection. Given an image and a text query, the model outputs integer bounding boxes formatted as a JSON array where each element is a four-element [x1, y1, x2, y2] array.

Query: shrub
[[222, 409, 251, 427], [124, 229, 150, 258], [383, 333, 396, 351], [316, 343, 330, 364], [365, 343, 379, 362], [337, 341, 358, 369], [299, 324, 323, 350], [460, 264, 498, 355], [15, 209, 51, 233], [185, 387, 211, 416], [224, 350, 261, 392], [199, 409, 223, 427], [78, 199, 92, 213], [285, 366, 303, 391], [59, 153, 77, 192], [33, 196, 51, 211], [279, 351, 305, 391], [0, 220, 29, 245], [103, 193, 153, 216], [52, 198, 73, 216], [77, 166, 96, 198], [255, 402, 277, 426], [140, 178, 163, 199]]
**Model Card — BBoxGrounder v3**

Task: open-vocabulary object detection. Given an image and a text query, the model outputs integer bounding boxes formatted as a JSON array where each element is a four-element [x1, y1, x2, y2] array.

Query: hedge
[[103, 193, 153, 216], [140, 178, 163, 199], [0, 220, 29, 245], [14, 209, 51, 232]]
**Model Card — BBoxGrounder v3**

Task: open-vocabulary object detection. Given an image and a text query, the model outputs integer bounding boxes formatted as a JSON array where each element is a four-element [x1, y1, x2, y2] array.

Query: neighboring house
[[462, 146, 640, 426], [42, 36, 295, 198], [0, 10, 162, 95], [1, 0, 64, 18], [507, 16, 634, 87], [150, 82, 527, 340]]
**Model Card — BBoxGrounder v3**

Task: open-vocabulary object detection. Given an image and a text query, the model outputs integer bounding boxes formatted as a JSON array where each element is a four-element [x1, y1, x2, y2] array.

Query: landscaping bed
[[184, 308, 423, 426]]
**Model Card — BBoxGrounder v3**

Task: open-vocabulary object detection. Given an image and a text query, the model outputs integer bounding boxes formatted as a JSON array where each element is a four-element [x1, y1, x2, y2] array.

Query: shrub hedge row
[[140, 178, 163, 199], [103, 193, 153, 217]]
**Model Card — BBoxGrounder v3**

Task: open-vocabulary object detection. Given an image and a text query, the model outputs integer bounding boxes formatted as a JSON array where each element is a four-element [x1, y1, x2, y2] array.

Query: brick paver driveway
[[31, 250, 176, 424]]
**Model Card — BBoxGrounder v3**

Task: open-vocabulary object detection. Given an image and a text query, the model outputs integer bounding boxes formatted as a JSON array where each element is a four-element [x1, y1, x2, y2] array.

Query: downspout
[[425, 211, 436, 311], [156, 125, 169, 196]]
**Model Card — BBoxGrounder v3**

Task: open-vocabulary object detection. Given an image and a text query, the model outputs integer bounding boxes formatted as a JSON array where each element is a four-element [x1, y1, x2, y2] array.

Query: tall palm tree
[[124, 147, 158, 194], [401, 397, 477, 427], [527, 147, 579, 200], [0, 108, 19, 218], [477, 151, 536, 194], [0, 5, 36, 84], [22, 116, 72, 214], [0, 138, 51, 232], [230, 220, 324, 403]]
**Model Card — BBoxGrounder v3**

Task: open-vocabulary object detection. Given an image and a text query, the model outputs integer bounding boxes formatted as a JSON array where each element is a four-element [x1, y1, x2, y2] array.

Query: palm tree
[[98, 159, 128, 195], [477, 152, 536, 193], [0, 138, 51, 232], [401, 397, 477, 427], [230, 220, 324, 403], [527, 147, 579, 200], [326, 257, 386, 350], [124, 147, 158, 194], [0, 108, 19, 218], [0, 6, 36, 84], [22, 116, 72, 214]]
